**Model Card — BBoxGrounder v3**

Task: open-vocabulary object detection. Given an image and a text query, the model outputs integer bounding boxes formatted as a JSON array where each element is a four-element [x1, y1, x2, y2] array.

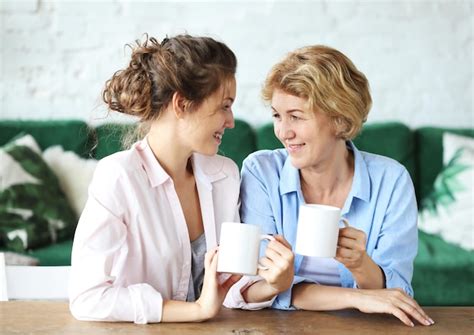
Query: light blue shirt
[[240, 142, 418, 310]]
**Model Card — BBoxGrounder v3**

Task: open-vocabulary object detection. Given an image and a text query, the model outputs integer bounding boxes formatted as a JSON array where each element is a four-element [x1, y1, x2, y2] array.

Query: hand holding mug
[[257, 235, 295, 295], [196, 247, 242, 319], [335, 226, 368, 270]]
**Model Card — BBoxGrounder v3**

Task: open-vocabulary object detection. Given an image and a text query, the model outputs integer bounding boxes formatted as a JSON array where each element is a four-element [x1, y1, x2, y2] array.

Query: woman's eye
[[290, 115, 300, 121], [272, 113, 281, 119]]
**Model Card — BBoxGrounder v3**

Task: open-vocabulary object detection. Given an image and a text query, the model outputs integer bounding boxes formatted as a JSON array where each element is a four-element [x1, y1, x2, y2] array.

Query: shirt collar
[[346, 141, 371, 204], [136, 137, 227, 190], [277, 142, 371, 204], [136, 137, 170, 187], [279, 153, 300, 195], [191, 153, 227, 190]]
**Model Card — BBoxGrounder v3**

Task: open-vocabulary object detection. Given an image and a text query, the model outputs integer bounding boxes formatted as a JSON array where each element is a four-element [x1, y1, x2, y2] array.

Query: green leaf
[[421, 147, 472, 215]]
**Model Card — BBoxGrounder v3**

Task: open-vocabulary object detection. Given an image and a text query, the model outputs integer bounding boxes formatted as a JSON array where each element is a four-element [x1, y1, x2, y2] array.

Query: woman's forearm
[[161, 300, 207, 322], [351, 254, 385, 289], [291, 283, 359, 310]]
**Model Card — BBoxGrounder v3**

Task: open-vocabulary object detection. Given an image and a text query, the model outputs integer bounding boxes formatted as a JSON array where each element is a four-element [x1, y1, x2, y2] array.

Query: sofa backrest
[[94, 123, 136, 160], [3, 119, 473, 207], [0, 120, 92, 157], [219, 119, 257, 169], [256, 121, 417, 187], [415, 127, 474, 205]]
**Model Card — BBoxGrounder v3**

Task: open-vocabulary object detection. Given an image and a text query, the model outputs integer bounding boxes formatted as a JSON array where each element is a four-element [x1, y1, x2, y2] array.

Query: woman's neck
[[146, 120, 193, 182], [299, 141, 354, 205]]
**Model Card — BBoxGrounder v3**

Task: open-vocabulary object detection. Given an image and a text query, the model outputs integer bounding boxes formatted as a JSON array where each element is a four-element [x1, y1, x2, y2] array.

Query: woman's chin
[[195, 146, 219, 156], [289, 156, 309, 170]]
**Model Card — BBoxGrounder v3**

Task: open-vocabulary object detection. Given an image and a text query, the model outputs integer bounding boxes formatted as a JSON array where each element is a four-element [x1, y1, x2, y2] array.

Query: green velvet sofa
[[0, 119, 473, 306]]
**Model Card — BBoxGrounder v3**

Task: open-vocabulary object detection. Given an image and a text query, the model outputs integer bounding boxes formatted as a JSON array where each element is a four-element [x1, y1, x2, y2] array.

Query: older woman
[[224, 45, 433, 327]]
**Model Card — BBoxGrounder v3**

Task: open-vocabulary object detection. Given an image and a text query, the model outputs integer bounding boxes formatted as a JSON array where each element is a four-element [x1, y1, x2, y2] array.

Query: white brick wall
[[1, 0, 472, 128]]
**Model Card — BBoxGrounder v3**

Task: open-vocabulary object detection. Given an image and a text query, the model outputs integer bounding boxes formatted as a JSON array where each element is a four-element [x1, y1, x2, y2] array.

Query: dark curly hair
[[103, 34, 237, 121]]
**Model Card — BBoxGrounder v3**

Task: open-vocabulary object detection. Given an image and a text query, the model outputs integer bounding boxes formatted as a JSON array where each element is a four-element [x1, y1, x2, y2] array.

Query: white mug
[[295, 204, 349, 258], [217, 222, 274, 275]]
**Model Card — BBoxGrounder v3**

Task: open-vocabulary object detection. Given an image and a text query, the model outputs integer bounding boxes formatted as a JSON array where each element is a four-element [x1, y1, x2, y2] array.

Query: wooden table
[[0, 302, 473, 334]]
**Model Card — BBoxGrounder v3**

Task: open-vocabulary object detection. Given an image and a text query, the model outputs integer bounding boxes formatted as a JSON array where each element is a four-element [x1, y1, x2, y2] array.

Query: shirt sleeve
[[370, 168, 418, 297], [224, 156, 280, 310], [223, 276, 277, 310], [69, 162, 163, 324]]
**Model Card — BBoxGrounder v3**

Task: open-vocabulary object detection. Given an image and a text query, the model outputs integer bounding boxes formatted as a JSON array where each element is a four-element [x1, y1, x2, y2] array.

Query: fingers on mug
[[257, 234, 275, 271]]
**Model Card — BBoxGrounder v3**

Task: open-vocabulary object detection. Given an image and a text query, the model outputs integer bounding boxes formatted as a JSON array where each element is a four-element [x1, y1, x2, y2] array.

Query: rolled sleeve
[[128, 284, 163, 323], [224, 276, 276, 310], [371, 169, 418, 296]]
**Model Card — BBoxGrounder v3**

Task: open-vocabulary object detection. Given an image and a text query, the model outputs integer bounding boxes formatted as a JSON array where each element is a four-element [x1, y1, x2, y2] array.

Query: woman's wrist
[[349, 254, 385, 289], [348, 288, 366, 310], [242, 280, 280, 303]]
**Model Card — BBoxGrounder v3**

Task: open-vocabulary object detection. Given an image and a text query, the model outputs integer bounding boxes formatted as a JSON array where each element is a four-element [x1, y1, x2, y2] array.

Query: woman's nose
[[225, 111, 235, 129], [276, 121, 294, 140]]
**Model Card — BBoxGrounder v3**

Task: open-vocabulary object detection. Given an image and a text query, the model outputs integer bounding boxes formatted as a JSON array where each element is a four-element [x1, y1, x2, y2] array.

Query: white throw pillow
[[418, 133, 474, 250], [43, 146, 97, 218], [3, 252, 39, 266]]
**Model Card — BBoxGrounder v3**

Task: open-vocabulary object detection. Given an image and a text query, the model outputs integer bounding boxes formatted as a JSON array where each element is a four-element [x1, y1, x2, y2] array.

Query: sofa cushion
[[219, 119, 257, 169], [256, 123, 281, 151], [413, 231, 474, 306], [0, 135, 77, 252], [0, 120, 92, 157], [27, 239, 73, 266], [94, 123, 136, 160], [415, 127, 474, 205], [256, 122, 416, 184], [352, 122, 416, 182], [43, 146, 98, 217], [418, 133, 473, 250]]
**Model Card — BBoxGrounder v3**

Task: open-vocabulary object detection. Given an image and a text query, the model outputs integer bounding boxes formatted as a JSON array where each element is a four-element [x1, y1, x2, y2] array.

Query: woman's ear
[[171, 91, 188, 119]]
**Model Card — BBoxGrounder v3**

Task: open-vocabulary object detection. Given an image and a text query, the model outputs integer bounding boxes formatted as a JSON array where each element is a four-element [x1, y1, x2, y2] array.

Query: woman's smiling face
[[271, 89, 340, 170], [184, 76, 237, 156]]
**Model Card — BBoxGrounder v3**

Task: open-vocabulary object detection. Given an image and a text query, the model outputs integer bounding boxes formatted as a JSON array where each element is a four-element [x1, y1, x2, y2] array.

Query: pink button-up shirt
[[69, 138, 240, 324]]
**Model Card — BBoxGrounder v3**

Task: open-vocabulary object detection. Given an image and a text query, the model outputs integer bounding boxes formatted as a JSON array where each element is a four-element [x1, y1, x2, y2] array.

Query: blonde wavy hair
[[262, 45, 372, 140]]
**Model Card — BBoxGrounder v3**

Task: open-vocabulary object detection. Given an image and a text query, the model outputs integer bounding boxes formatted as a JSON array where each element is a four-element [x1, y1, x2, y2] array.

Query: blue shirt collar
[[279, 153, 300, 195], [342, 141, 371, 215], [278, 141, 371, 205]]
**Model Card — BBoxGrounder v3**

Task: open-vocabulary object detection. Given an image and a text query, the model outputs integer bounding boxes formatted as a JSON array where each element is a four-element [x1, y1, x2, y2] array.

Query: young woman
[[69, 34, 241, 323], [224, 45, 434, 327]]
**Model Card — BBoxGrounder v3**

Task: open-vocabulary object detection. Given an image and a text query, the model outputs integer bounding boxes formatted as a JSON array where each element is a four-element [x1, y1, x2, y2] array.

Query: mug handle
[[257, 234, 275, 271], [341, 218, 350, 228]]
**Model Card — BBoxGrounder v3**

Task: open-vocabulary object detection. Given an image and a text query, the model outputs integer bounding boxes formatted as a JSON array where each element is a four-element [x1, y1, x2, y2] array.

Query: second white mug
[[217, 222, 273, 275], [295, 204, 349, 258]]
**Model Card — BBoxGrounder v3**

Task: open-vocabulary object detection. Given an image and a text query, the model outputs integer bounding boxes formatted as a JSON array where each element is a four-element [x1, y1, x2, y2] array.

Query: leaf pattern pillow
[[418, 133, 473, 250], [0, 135, 77, 252]]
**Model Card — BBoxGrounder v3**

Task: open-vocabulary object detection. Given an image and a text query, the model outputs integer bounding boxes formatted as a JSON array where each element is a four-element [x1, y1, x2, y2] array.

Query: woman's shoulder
[[357, 149, 412, 189], [242, 149, 288, 174], [359, 150, 407, 175], [92, 147, 143, 186], [96, 147, 140, 172]]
